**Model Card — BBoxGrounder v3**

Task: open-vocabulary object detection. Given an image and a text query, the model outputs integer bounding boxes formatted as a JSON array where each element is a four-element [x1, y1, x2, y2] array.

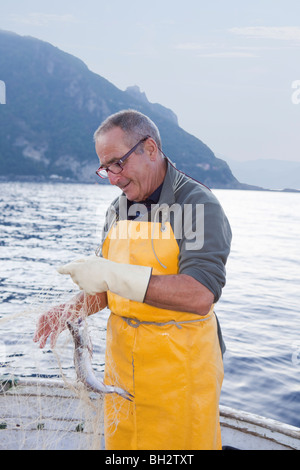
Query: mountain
[[223, 157, 300, 191], [0, 30, 242, 188]]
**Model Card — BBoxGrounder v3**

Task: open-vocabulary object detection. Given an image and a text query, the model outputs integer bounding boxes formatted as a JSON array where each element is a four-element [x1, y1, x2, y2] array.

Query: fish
[[67, 317, 133, 401]]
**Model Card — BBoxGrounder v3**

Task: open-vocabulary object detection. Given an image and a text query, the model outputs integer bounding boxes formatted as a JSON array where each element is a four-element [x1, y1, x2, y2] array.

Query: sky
[[1, 0, 300, 162]]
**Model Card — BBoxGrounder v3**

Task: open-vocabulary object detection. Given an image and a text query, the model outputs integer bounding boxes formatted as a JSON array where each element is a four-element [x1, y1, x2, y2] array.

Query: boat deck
[[1, 379, 299, 450]]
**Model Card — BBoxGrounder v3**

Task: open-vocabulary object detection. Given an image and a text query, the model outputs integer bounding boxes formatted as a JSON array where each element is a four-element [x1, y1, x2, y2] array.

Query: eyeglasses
[[96, 136, 150, 179]]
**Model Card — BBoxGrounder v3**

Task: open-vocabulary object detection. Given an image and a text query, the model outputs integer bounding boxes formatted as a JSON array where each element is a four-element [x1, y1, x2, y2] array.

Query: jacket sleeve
[[178, 192, 232, 303]]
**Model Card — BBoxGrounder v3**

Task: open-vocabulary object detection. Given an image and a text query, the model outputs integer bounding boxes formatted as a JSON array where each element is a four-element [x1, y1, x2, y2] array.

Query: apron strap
[[121, 313, 214, 330]]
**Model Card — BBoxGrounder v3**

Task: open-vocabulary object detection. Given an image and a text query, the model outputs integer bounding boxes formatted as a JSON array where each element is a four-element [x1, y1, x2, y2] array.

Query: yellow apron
[[102, 219, 224, 450]]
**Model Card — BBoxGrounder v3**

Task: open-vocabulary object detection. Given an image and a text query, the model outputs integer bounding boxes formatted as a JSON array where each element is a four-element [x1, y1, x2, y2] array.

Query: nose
[[108, 171, 122, 186]]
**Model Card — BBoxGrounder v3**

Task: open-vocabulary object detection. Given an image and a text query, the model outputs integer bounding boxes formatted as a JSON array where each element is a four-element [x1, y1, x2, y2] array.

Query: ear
[[144, 138, 158, 161]]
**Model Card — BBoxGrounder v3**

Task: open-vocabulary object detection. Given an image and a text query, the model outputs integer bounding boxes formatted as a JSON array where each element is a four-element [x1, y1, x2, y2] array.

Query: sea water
[[0, 182, 299, 427]]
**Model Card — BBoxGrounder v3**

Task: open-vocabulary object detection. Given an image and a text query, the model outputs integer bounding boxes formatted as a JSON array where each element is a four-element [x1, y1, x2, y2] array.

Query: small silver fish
[[67, 317, 133, 401]]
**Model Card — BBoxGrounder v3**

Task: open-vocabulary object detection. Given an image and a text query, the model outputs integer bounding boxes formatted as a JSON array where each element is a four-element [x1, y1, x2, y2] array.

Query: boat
[[220, 404, 300, 450], [0, 378, 299, 450]]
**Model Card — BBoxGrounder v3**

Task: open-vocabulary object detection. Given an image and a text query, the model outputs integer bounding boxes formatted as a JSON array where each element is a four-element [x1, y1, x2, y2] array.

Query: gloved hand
[[57, 256, 152, 303]]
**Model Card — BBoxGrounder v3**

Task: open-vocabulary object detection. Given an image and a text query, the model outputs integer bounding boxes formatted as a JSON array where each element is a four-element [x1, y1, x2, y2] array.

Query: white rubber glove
[[57, 256, 152, 303]]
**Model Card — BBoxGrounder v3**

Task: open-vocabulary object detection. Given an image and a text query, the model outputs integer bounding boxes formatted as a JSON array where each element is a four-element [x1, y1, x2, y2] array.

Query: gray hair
[[93, 109, 162, 152]]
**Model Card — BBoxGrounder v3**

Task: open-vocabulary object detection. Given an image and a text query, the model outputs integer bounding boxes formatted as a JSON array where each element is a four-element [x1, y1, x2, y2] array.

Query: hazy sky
[[1, 0, 300, 162]]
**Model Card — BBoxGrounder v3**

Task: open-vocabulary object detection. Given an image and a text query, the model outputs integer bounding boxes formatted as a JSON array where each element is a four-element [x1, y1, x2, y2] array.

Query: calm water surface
[[0, 182, 299, 427]]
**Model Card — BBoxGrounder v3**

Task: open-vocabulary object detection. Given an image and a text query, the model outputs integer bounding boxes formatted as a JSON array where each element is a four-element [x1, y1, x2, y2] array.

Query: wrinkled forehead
[[95, 127, 129, 165]]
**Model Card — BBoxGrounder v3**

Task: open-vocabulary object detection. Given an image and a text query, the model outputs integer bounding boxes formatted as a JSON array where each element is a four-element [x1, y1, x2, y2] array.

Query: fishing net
[[0, 182, 127, 449], [0, 275, 127, 450]]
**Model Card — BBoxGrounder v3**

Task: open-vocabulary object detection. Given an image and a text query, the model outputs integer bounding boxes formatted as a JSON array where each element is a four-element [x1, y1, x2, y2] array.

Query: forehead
[[95, 127, 129, 165]]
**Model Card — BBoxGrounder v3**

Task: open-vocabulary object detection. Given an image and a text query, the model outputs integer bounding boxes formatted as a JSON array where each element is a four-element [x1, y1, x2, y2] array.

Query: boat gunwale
[[219, 404, 300, 441], [1, 378, 300, 450]]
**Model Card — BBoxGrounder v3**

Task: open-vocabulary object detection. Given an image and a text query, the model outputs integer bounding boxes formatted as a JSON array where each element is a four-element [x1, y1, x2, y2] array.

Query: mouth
[[119, 181, 131, 191]]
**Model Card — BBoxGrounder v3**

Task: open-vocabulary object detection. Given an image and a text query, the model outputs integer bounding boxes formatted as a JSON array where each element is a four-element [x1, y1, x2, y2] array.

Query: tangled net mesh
[[0, 281, 126, 450]]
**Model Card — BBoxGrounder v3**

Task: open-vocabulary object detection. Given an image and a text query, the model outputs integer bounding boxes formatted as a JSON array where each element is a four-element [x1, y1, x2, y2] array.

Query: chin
[[123, 186, 140, 202], [123, 189, 135, 201]]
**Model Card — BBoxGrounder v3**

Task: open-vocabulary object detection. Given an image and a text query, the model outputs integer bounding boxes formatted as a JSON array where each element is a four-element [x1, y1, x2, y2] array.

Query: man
[[34, 110, 232, 450]]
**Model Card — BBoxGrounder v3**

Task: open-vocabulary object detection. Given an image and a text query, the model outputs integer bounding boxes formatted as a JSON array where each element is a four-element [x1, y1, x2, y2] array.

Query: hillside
[[0, 30, 241, 188]]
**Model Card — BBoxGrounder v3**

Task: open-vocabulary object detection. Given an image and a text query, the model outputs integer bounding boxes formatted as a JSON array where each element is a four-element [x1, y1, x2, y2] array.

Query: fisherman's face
[[95, 126, 164, 202]]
